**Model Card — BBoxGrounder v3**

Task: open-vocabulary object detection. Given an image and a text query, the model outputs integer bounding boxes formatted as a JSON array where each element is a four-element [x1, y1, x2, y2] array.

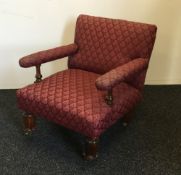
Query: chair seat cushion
[[17, 69, 141, 138]]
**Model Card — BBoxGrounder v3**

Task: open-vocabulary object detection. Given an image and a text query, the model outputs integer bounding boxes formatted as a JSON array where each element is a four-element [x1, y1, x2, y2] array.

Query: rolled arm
[[95, 58, 149, 90], [19, 43, 78, 68]]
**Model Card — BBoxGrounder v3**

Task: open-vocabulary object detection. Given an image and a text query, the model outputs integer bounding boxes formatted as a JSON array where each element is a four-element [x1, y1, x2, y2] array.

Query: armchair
[[17, 14, 157, 160]]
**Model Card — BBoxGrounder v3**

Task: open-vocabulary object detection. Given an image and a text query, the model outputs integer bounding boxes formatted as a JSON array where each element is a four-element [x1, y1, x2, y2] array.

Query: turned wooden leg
[[122, 111, 134, 127], [82, 137, 99, 160], [23, 113, 36, 135]]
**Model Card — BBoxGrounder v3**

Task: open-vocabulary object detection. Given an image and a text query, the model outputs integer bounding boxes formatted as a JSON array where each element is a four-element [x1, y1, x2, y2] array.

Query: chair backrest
[[68, 15, 157, 89]]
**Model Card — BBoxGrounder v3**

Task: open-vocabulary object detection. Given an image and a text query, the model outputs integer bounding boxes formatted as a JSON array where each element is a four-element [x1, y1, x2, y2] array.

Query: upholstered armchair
[[17, 15, 157, 160]]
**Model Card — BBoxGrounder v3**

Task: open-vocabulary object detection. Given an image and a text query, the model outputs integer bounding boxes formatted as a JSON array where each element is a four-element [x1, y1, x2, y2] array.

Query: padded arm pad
[[19, 43, 78, 68], [95, 58, 149, 90]]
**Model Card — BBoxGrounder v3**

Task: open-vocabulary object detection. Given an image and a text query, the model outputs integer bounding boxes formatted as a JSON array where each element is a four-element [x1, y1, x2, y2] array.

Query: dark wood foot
[[23, 113, 36, 135], [82, 137, 99, 160], [122, 111, 134, 127]]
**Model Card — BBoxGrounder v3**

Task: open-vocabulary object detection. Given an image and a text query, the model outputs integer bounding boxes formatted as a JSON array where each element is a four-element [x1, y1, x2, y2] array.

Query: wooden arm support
[[34, 65, 42, 83], [105, 89, 113, 106]]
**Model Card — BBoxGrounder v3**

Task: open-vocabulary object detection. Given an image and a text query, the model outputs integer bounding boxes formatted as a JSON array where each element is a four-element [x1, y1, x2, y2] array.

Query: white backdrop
[[0, 0, 181, 89]]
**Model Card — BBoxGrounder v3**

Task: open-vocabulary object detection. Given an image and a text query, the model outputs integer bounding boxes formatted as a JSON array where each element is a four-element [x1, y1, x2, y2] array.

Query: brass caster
[[24, 129, 33, 136], [82, 152, 98, 161], [123, 122, 128, 127]]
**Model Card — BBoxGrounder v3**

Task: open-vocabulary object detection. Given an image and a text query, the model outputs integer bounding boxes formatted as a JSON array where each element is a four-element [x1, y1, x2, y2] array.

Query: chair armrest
[[19, 43, 78, 68], [95, 58, 149, 90]]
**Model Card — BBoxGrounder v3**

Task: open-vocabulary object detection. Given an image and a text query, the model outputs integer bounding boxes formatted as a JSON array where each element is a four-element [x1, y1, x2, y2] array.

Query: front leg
[[82, 137, 99, 160], [23, 113, 36, 135]]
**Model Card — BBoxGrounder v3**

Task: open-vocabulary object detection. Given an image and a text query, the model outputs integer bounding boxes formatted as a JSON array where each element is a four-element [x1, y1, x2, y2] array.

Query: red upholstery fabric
[[95, 58, 149, 90], [69, 15, 157, 89], [17, 15, 157, 139], [17, 69, 141, 138], [20, 44, 78, 68]]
